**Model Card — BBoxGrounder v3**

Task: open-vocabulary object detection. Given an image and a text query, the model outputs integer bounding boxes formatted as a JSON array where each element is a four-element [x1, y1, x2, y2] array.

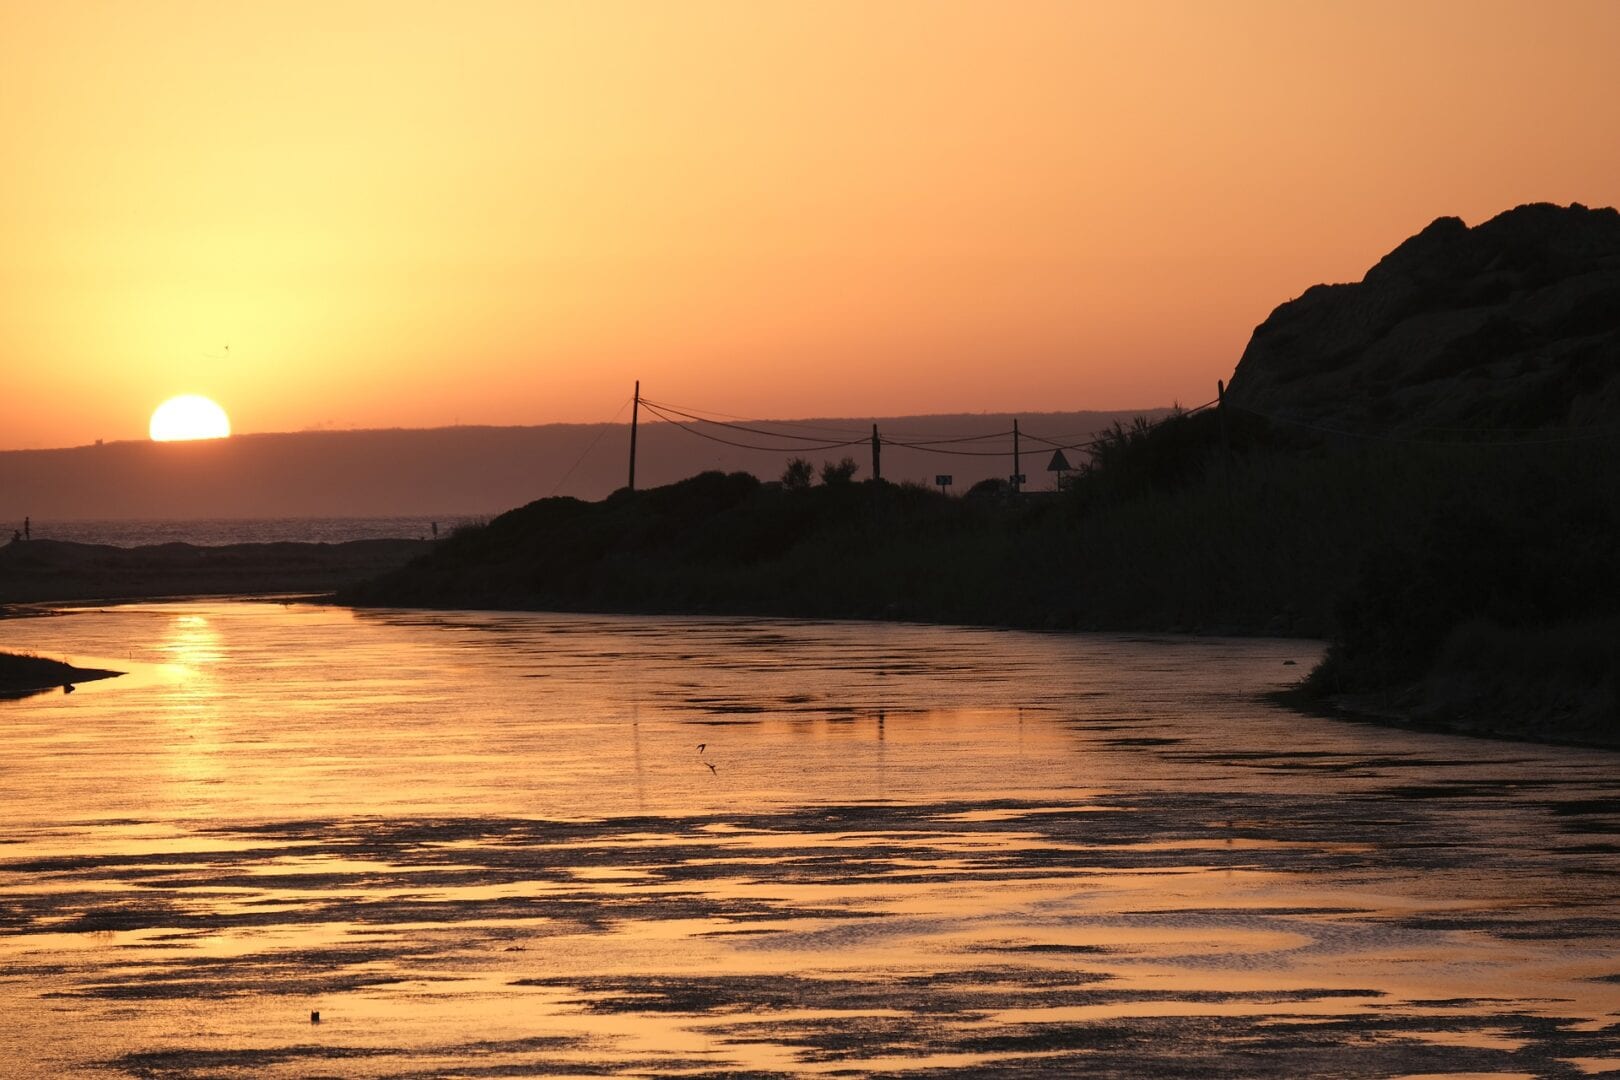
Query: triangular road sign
[[1046, 449, 1072, 472]]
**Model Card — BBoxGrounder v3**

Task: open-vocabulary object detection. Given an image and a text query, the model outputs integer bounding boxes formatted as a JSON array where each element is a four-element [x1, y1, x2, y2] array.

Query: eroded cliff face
[[1224, 202, 1620, 433]]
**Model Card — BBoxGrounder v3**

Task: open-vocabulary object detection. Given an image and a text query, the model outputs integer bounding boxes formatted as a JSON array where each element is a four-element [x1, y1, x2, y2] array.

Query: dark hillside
[[344, 473, 1077, 625]]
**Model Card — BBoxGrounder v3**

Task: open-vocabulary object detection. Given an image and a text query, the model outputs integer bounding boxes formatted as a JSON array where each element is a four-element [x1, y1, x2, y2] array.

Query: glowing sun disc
[[149, 395, 232, 442]]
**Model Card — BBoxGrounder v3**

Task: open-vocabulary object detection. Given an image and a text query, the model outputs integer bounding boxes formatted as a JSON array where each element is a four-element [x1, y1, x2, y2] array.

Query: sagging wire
[[549, 396, 634, 496], [639, 402, 866, 453], [639, 398, 874, 444]]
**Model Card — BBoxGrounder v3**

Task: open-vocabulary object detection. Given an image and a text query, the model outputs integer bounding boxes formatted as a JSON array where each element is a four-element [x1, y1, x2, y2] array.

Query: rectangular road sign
[[935, 475, 953, 486]]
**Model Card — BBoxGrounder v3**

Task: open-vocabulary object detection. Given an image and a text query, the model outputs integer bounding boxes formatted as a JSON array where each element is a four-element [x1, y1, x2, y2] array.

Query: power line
[[888, 429, 1016, 446], [639, 398, 876, 444], [639, 402, 866, 453], [637, 396, 871, 439], [638, 393, 1067, 442], [1021, 399, 1221, 452], [629, 388, 1241, 473], [641, 407, 1024, 459], [549, 396, 633, 496], [882, 439, 1016, 457]]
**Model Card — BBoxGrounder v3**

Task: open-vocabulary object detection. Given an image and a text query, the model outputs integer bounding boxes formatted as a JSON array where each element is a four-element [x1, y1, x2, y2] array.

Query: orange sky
[[3, 0, 1618, 449]]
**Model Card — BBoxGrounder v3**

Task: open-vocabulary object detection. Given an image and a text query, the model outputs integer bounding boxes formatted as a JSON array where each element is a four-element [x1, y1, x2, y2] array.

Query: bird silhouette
[[696, 743, 706, 754], [704, 761, 717, 774]]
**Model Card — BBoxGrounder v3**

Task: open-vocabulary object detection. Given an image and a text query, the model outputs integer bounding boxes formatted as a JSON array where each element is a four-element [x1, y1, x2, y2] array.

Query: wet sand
[[0, 603, 1616, 1077]]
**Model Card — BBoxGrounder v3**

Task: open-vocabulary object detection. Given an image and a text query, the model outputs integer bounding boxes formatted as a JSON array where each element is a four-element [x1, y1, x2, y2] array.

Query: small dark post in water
[[871, 424, 881, 482], [1012, 419, 1021, 494], [310, 1010, 320, 1023], [627, 380, 640, 492]]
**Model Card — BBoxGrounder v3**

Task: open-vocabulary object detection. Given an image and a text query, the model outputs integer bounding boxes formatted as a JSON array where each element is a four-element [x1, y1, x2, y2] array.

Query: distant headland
[[0, 409, 1167, 523]]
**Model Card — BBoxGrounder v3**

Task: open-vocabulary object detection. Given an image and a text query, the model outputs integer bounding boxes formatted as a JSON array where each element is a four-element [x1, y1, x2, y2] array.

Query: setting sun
[[149, 395, 232, 442]]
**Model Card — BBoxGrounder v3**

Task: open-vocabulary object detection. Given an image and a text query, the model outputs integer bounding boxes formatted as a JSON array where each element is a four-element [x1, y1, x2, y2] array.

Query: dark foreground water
[[1, 603, 1617, 1078]]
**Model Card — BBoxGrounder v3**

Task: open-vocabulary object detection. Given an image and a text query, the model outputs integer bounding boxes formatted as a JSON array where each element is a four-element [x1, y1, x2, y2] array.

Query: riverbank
[[339, 448, 1617, 750], [0, 649, 121, 698], [0, 537, 430, 604]]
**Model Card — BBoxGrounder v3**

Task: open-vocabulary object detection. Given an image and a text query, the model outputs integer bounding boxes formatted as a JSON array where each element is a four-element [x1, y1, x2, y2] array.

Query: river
[[1, 602, 1616, 1078]]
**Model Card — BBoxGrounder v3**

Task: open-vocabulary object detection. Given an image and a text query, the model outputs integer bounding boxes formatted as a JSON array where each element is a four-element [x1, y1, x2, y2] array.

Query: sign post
[[1046, 449, 1072, 489]]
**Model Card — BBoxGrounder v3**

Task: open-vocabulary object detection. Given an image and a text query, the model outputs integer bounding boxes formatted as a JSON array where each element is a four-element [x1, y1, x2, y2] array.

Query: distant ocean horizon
[[22, 516, 486, 548]]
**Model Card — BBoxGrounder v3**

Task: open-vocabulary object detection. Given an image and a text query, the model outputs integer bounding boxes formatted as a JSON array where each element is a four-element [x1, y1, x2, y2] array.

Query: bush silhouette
[[782, 457, 814, 491], [820, 457, 859, 485]]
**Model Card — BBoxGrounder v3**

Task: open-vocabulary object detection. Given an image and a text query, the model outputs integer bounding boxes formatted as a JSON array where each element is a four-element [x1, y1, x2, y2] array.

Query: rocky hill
[[1219, 202, 1619, 744], [1225, 202, 1620, 434]]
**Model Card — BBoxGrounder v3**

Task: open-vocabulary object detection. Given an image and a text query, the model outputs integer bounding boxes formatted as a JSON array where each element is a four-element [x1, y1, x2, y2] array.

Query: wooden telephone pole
[[1012, 418, 1022, 494], [871, 424, 881, 482], [627, 380, 640, 492]]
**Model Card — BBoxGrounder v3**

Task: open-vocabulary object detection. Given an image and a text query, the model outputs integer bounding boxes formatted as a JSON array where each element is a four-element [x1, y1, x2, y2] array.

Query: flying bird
[[704, 761, 717, 774], [696, 743, 706, 754]]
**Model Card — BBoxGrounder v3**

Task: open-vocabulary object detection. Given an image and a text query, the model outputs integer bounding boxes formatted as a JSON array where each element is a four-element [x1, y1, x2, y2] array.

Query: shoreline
[[8, 583, 1611, 755], [1267, 685, 1620, 753]]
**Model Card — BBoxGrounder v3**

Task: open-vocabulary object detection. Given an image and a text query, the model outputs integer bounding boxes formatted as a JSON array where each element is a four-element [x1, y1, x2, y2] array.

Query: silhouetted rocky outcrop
[[1225, 202, 1620, 433], [1220, 203, 1620, 744]]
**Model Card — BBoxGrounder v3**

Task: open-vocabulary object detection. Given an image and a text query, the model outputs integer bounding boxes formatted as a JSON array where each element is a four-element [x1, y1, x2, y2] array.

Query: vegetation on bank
[[1303, 444, 1619, 744], [1075, 409, 1618, 745], [344, 405, 1619, 746], [0, 649, 120, 697]]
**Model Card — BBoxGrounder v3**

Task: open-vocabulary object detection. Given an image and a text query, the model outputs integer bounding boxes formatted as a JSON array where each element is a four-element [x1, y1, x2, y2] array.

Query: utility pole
[[627, 380, 640, 492], [871, 424, 881, 482], [1012, 418, 1021, 494]]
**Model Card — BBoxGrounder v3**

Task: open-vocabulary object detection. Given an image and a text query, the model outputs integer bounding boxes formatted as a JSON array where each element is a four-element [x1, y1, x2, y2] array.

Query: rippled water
[[1, 602, 1617, 1078]]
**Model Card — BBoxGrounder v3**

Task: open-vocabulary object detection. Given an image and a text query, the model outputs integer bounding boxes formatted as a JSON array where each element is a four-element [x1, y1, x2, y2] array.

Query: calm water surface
[[1, 602, 1616, 1078]]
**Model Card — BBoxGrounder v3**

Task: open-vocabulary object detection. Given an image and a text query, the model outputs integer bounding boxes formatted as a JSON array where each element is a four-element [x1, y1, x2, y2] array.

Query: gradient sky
[[3, 1, 1617, 449]]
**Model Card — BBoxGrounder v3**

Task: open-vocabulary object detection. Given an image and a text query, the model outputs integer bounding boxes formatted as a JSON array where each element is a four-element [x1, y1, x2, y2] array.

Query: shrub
[[820, 457, 859, 485], [782, 458, 814, 491]]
